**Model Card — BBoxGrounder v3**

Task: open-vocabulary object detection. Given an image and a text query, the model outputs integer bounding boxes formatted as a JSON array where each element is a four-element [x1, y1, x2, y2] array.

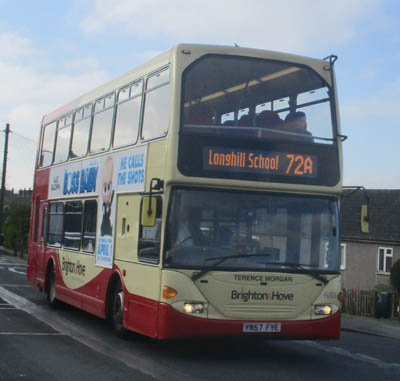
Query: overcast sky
[[0, 0, 399, 191]]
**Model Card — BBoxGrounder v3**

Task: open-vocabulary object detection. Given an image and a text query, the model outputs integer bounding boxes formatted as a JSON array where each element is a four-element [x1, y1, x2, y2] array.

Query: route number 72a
[[285, 154, 313, 176]]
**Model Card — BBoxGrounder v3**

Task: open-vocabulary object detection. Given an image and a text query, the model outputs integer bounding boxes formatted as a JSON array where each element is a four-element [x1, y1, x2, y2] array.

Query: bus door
[[37, 200, 49, 281], [114, 193, 162, 337], [28, 196, 42, 284]]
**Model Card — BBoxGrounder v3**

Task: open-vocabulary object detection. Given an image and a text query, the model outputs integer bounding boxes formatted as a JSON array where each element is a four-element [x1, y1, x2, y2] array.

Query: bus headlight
[[183, 302, 204, 314], [314, 305, 333, 316]]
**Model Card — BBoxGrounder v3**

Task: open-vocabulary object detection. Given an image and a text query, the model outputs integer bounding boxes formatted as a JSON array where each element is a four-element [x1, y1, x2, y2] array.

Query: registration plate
[[243, 322, 281, 333]]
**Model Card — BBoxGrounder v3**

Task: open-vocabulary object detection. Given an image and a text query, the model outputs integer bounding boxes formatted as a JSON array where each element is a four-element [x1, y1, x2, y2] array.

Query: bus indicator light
[[162, 286, 178, 299]]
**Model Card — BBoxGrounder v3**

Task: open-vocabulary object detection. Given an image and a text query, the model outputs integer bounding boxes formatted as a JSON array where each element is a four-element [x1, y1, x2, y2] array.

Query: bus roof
[[41, 43, 332, 127], [42, 48, 172, 126]]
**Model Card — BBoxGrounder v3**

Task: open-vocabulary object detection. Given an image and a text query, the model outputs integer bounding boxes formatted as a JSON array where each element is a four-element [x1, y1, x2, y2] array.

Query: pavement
[[341, 314, 400, 339], [1, 247, 399, 340]]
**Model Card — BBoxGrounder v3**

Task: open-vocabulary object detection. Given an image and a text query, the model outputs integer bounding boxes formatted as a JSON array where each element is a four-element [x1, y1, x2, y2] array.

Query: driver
[[173, 205, 207, 247]]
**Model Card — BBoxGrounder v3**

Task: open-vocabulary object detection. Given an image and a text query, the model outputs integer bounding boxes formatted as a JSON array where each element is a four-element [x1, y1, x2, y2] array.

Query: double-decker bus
[[27, 44, 343, 340]]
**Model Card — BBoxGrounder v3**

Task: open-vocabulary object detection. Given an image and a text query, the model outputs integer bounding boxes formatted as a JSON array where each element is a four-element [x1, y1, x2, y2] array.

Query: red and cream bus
[[27, 44, 343, 339]]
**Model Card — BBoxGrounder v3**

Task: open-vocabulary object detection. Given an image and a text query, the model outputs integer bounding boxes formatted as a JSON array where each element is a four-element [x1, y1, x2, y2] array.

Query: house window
[[340, 243, 346, 270], [377, 247, 393, 273]]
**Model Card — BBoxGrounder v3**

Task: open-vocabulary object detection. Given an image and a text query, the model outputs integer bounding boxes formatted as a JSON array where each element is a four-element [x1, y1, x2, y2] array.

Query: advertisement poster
[[48, 145, 148, 268]]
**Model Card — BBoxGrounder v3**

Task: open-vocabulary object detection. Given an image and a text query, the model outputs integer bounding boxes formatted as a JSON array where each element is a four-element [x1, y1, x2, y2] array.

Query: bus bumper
[[156, 303, 341, 340]]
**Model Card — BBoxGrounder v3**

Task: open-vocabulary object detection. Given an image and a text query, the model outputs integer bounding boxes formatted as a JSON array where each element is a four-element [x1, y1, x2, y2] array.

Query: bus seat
[[185, 103, 213, 126], [238, 114, 252, 127]]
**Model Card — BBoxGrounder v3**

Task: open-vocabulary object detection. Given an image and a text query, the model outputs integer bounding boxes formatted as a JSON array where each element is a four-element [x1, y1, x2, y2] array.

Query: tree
[[390, 259, 400, 294], [2, 201, 31, 257]]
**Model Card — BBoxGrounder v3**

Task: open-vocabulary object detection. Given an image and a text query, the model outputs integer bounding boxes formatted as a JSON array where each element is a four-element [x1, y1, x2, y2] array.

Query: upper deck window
[[70, 104, 92, 159], [113, 80, 143, 148], [39, 121, 57, 167], [54, 114, 73, 164], [90, 93, 115, 153], [182, 55, 335, 145], [141, 68, 170, 141]]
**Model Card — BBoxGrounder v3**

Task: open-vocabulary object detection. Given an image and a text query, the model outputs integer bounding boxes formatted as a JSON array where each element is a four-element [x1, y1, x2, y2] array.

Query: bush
[[390, 259, 400, 294], [3, 202, 30, 257]]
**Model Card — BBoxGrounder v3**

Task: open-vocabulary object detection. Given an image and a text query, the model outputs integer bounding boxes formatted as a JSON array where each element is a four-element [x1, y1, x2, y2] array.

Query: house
[[2, 188, 32, 206], [340, 188, 400, 290]]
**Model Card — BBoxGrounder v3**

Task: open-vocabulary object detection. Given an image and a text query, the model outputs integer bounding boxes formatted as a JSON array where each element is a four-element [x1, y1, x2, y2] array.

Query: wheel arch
[[44, 256, 57, 294], [105, 271, 124, 321]]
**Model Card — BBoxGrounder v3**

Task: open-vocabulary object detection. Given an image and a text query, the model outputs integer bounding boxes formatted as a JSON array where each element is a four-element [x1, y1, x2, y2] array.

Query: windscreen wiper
[[191, 257, 329, 284], [280, 262, 329, 285], [191, 254, 271, 281]]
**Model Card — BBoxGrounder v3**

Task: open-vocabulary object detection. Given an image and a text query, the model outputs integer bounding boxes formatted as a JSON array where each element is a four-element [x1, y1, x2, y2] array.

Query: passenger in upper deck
[[238, 114, 253, 127], [256, 110, 283, 130], [256, 110, 283, 139], [284, 111, 313, 142]]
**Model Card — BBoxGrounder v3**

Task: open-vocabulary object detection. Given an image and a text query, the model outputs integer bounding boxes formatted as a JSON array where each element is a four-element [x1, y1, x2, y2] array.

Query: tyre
[[46, 265, 61, 308], [110, 282, 127, 338]]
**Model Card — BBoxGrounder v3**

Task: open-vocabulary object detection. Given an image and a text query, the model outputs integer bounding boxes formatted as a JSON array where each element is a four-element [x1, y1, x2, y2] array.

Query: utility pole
[[0, 123, 10, 238]]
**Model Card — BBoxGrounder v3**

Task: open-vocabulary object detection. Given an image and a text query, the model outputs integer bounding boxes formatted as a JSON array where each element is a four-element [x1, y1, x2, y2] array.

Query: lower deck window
[[82, 200, 97, 253], [138, 196, 162, 264], [63, 201, 83, 250], [48, 202, 64, 247]]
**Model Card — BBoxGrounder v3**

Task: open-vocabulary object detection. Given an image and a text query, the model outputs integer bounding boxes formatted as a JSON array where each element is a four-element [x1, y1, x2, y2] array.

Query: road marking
[[0, 285, 189, 380], [0, 332, 64, 336], [297, 341, 400, 370], [0, 259, 27, 266], [8, 267, 27, 275]]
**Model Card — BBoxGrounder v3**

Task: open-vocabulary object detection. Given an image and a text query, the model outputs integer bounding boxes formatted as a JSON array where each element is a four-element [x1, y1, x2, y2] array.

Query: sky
[[0, 0, 399, 191]]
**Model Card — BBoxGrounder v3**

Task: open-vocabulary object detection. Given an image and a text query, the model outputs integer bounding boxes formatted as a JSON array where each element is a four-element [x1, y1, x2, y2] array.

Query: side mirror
[[141, 196, 157, 227]]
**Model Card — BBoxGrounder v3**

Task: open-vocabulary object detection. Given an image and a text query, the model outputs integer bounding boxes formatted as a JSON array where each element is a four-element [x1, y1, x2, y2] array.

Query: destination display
[[204, 146, 317, 178]]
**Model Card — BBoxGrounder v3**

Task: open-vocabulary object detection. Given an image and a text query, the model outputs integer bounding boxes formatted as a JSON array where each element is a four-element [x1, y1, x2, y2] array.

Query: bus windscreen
[[182, 55, 334, 144], [165, 189, 340, 273]]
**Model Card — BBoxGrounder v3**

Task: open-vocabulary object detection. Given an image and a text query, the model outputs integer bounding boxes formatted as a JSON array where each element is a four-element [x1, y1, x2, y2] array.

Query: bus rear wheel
[[110, 282, 127, 338], [46, 265, 60, 308]]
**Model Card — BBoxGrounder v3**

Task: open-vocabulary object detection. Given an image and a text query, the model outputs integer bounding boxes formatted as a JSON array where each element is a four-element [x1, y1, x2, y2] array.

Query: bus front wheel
[[110, 282, 127, 338]]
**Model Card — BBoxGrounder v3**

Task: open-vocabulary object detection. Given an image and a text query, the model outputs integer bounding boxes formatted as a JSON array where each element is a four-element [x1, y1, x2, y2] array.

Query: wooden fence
[[342, 289, 399, 318]]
